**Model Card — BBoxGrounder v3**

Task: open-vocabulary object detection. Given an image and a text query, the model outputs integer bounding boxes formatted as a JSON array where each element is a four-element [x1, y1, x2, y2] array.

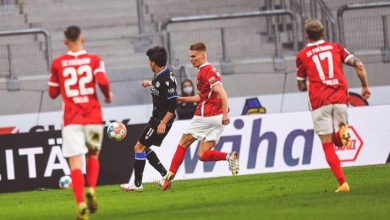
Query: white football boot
[[227, 151, 239, 176], [120, 183, 143, 192]]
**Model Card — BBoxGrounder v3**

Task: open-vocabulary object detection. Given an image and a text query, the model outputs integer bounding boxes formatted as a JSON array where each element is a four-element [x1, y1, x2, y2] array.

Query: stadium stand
[[0, 0, 390, 115]]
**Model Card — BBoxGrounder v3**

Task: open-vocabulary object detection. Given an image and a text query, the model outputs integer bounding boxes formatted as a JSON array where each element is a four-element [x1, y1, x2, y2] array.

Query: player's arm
[[296, 56, 307, 92], [141, 80, 152, 88], [297, 79, 307, 91], [345, 56, 371, 99], [95, 72, 112, 103], [157, 81, 178, 134], [178, 94, 200, 103], [157, 111, 175, 134], [94, 59, 112, 103], [212, 83, 230, 125], [48, 63, 60, 99]]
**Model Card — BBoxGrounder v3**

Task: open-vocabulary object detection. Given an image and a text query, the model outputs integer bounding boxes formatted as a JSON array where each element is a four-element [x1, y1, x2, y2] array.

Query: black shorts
[[138, 120, 173, 147]]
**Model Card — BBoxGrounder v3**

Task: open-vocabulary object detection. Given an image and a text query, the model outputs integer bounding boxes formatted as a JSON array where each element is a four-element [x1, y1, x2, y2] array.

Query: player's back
[[296, 40, 352, 110], [50, 50, 104, 125]]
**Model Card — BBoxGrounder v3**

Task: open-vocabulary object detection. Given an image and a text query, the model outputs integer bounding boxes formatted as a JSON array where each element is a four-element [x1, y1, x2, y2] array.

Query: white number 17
[[312, 51, 334, 80]]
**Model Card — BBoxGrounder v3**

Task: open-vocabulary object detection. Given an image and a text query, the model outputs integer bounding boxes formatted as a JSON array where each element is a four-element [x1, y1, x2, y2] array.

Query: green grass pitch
[[1, 164, 389, 220]]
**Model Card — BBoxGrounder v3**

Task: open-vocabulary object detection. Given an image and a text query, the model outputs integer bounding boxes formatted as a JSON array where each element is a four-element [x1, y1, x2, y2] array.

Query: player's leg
[[198, 114, 239, 175], [197, 141, 227, 161], [84, 125, 104, 213], [333, 104, 352, 148], [312, 105, 348, 192], [147, 123, 174, 179], [121, 124, 154, 192], [62, 125, 89, 219], [162, 133, 196, 191]]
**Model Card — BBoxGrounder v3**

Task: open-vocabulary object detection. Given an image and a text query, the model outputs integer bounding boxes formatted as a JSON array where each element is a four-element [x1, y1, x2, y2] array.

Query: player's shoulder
[[83, 52, 102, 61], [161, 69, 177, 85]]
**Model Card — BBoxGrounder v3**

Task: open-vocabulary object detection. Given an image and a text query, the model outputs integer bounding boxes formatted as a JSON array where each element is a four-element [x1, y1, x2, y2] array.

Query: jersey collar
[[67, 50, 87, 57], [199, 62, 211, 69], [155, 66, 168, 78], [307, 40, 325, 47]]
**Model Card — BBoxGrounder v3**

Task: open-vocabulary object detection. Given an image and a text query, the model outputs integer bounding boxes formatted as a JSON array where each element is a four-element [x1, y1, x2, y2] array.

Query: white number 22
[[63, 65, 94, 98], [312, 51, 334, 80]]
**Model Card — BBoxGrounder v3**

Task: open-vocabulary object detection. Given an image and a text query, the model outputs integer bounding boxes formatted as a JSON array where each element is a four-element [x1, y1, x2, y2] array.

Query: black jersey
[[149, 67, 178, 126]]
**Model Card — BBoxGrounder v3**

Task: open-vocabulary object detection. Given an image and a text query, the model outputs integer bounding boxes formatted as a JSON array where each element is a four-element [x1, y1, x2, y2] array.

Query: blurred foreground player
[[48, 26, 112, 219], [296, 19, 370, 192], [162, 42, 239, 191]]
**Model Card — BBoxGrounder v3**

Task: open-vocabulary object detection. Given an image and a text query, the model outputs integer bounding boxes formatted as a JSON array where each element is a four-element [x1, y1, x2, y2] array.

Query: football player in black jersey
[[120, 46, 178, 192]]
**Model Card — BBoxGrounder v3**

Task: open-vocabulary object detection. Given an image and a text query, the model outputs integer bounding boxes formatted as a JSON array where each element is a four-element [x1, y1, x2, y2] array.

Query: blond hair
[[304, 19, 324, 41]]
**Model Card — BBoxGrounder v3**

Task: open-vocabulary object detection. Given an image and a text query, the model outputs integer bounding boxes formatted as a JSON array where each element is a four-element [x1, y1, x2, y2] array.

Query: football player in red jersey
[[296, 19, 370, 192], [48, 26, 112, 219], [162, 42, 239, 191]]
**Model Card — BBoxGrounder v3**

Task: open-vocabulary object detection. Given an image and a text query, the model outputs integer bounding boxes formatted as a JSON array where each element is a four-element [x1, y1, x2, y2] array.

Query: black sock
[[134, 152, 146, 187], [146, 148, 167, 177]]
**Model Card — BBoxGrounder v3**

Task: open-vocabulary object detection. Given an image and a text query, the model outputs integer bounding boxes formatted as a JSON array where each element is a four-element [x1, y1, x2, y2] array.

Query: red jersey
[[194, 63, 223, 117], [48, 50, 111, 126], [296, 40, 353, 110]]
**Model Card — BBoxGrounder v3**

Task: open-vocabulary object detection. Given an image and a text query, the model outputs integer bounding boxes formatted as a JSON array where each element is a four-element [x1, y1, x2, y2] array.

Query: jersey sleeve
[[164, 75, 178, 113], [296, 55, 307, 80], [166, 76, 178, 100], [337, 44, 354, 63], [94, 56, 111, 98], [48, 59, 60, 98], [206, 67, 222, 88]]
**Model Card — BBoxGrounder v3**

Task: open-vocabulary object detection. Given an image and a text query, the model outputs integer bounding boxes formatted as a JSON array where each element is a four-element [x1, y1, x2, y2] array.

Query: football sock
[[322, 142, 346, 185], [70, 169, 85, 204], [134, 152, 146, 187], [169, 144, 187, 175], [145, 148, 167, 177], [86, 156, 99, 189], [200, 150, 228, 161]]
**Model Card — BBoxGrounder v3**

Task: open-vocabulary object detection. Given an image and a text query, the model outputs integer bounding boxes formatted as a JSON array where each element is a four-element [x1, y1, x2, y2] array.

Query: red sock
[[322, 142, 346, 185], [169, 145, 187, 175], [200, 150, 228, 161], [86, 156, 100, 189], [70, 169, 85, 204]]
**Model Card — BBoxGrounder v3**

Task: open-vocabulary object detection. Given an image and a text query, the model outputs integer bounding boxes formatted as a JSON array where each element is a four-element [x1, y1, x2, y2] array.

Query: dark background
[[0, 124, 145, 193]]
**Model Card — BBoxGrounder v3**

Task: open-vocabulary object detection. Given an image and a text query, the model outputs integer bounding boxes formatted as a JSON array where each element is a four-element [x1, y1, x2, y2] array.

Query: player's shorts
[[138, 121, 172, 147], [311, 104, 348, 135], [184, 114, 224, 143], [62, 124, 104, 158]]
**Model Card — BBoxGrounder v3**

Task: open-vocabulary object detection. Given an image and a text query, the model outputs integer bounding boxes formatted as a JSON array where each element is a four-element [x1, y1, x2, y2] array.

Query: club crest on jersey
[[156, 82, 160, 88], [165, 81, 169, 86], [150, 85, 159, 95]]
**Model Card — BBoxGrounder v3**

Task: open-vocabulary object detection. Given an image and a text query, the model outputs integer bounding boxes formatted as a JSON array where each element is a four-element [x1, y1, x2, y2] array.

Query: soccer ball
[[107, 121, 127, 141], [59, 175, 72, 189]]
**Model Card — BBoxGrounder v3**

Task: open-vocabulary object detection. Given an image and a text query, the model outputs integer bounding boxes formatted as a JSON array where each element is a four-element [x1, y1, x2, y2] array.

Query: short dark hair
[[146, 46, 167, 67], [190, 42, 207, 52], [64, 26, 81, 42], [305, 19, 324, 41]]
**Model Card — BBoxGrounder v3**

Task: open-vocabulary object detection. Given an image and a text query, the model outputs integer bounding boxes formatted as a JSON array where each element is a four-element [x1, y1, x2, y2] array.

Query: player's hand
[[141, 80, 151, 88], [222, 113, 230, 125], [362, 86, 371, 99], [157, 122, 166, 134], [177, 96, 184, 103], [105, 92, 113, 103]]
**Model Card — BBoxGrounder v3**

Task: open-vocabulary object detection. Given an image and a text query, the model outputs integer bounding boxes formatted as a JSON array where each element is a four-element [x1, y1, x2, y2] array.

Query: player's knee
[[134, 142, 146, 153], [198, 152, 205, 161]]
